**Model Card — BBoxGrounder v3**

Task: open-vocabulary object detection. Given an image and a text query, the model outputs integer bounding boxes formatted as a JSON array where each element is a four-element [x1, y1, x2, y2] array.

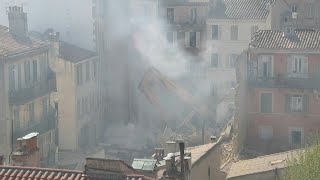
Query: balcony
[[13, 108, 57, 141], [9, 72, 56, 105], [248, 75, 320, 89]]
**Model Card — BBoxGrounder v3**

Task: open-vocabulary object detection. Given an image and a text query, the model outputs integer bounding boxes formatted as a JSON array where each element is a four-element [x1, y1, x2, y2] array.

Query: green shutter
[[303, 95, 309, 113], [285, 94, 291, 113], [261, 93, 272, 113]]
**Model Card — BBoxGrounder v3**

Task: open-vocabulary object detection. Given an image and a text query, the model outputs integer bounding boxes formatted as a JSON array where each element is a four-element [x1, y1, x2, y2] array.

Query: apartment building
[[0, 6, 58, 166], [159, 0, 210, 78], [270, 0, 320, 31], [206, 0, 272, 125], [240, 29, 320, 154], [55, 41, 101, 151]]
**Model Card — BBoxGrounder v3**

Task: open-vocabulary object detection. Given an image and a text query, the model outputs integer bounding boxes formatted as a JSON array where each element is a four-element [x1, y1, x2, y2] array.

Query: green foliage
[[282, 133, 320, 180]]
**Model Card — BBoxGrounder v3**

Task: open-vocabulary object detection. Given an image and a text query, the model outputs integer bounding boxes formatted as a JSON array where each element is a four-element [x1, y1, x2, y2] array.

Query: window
[[306, 3, 314, 18], [86, 61, 90, 82], [230, 25, 238, 40], [76, 64, 83, 85], [32, 60, 37, 82], [14, 107, 20, 129], [8, 64, 15, 92], [251, 25, 259, 38], [291, 4, 297, 13], [42, 97, 48, 118], [259, 126, 273, 140], [208, 166, 211, 180], [285, 94, 309, 113], [93, 61, 97, 79], [17, 64, 21, 90], [285, 26, 292, 35], [260, 93, 272, 113], [167, 8, 174, 23], [288, 55, 308, 77], [190, 8, 197, 23], [167, 32, 173, 44], [258, 55, 273, 78], [24, 61, 31, 85], [289, 127, 303, 145], [291, 95, 303, 112], [211, 53, 219, 68], [77, 100, 81, 117], [227, 54, 237, 68], [190, 32, 196, 47], [212, 25, 219, 40], [29, 102, 35, 123]]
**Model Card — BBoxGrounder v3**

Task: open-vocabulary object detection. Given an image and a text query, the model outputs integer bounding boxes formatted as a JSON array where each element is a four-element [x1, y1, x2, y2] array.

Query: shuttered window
[[287, 55, 308, 78], [230, 25, 238, 40], [258, 55, 273, 78], [260, 93, 272, 113], [212, 25, 219, 40], [285, 94, 309, 113]]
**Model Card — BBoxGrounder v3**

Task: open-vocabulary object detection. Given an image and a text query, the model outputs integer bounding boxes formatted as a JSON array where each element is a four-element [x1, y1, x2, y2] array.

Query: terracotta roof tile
[[250, 29, 320, 49], [0, 166, 83, 180], [227, 150, 299, 178], [210, 0, 270, 19], [0, 25, 49, 58]]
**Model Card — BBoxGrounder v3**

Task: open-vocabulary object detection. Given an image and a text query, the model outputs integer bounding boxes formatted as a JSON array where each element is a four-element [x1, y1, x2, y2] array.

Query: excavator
[[138, 67, 236, 145]]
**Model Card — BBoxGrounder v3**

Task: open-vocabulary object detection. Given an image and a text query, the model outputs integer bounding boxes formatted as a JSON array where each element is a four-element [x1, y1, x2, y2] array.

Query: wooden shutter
[[302, 56, 308, 76], [267, 58, 272, 77], [287, 56, 293, 76], [303, 95, 309, 113], [196, 32, 201, 48], [185, 32, 190, 47], [173, 31, 177, 47], [285, 94, 292, 113], [258, 56, 263, 77]]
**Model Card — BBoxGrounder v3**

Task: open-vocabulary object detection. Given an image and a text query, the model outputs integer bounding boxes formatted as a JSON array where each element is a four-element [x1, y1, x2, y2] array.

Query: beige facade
[[0, 23, 58, 167], [55, 42, 101, 151]]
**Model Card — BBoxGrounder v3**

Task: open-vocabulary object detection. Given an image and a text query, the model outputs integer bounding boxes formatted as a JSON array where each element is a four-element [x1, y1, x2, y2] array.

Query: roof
[[187, 143, 217, 166], [158, 143, 218, 168], [132, 159, 157, 171], [160, 0, 209, 5], [210, 0, 270, 19], [227, 150, 299, 179], [0, 25, 50, 58], [59, 41, 97, 63], [17, 132, 38, 140], [250, 29, 320, 49], [0, 165, 84, 180]]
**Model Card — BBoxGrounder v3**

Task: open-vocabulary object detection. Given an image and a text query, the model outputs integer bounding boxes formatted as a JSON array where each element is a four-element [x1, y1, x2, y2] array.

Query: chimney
[[165, 141, 177, 155], [164, 153, 176, 177], [8, 6, 28, 37], [12, 132, 40, 167], [154, 148, 165, 161], [179, 142, 185, 180]]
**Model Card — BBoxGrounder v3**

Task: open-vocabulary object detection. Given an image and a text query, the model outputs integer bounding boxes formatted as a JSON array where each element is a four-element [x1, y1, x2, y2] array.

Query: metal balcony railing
[[13, 107, 57, 141], [9, 72, 56, 105]]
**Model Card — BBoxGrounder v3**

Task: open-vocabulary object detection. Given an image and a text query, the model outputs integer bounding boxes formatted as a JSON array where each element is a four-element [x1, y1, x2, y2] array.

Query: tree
[[282, 134, 320, 180]]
